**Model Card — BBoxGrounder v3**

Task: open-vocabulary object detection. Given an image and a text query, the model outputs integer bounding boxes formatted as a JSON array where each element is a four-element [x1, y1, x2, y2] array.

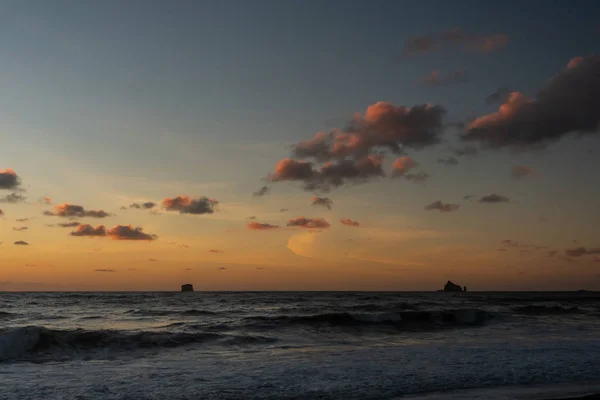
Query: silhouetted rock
[[181, 284, 194, 292], [443, 281, 463, 292]]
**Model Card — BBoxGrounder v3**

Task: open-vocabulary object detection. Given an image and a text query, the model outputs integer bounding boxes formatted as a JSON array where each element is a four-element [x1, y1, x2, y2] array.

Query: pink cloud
[[287, 217, 330, 229], [247, 222, 280, 230], [340, 218, 360, 227]]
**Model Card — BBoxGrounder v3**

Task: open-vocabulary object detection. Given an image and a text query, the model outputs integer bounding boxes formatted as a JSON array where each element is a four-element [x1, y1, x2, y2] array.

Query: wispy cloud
[[419, 70, 467, 87], [479, 194, 509, 203], [247, 222, 280, 231], [311, 196, 333, 210], [425, 201, 459, 212], [287, 217, 331, 229], [340, 218, 360, 227], [253, 186, 270, 197], [44, 203, 112, 218]]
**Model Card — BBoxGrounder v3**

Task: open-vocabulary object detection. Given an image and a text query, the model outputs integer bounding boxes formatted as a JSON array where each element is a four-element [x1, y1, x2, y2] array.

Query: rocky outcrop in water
[[181, 284, 194, 292], [443, 281, 463, 292]]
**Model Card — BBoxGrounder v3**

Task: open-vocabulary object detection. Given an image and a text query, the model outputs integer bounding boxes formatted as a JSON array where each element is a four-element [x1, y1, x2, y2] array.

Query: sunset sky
[[1, 1, 599, 291]]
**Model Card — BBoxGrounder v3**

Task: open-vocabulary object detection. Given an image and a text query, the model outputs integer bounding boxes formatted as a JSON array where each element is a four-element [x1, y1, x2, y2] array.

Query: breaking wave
[[0, 326, 275, 362], [244, 309, 491, 330]]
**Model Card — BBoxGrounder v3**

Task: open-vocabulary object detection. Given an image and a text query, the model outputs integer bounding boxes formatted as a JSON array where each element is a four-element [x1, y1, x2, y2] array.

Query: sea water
[[1, 291, 599, 399]]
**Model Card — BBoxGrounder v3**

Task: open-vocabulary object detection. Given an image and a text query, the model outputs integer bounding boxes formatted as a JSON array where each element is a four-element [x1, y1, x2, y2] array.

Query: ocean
[[1, 291, 600, 400]]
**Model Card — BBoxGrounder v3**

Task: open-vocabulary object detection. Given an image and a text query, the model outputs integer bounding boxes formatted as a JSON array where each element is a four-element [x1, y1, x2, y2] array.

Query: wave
[[244, 309, 491, 330], [348, 302, 419, 312], [0, 311, 17, 319], [125, 309, 216, 317], [512, 305, 583, 315], [0, 326, 276, 362]]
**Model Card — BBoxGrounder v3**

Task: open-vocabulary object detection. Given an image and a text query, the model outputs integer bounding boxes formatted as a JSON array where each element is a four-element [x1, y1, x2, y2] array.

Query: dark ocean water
[[1, 291, 600, 399]]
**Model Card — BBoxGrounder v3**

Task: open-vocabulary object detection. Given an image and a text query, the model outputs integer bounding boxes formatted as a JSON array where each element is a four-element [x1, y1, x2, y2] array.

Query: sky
[[1, 0, 599, 291]]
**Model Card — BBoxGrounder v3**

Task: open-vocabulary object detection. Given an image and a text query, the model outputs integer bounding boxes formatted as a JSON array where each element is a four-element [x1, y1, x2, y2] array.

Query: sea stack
[[181, 284, 194, 292], [443, 280, 463, 292]]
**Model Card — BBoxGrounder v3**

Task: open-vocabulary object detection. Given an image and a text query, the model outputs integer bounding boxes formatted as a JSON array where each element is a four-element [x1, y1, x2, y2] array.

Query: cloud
[[12, 226, 28, 231], [463, 194, 476, 200], [94, 269, 116, 272], [14, 241, 29, 245], [547, 251, 557, 257], [391, 157, 429, 182], [0, 192, 27, 203], [270, 155, 385, 191], [130, 201, 156, 210], [451, 145, 479, 157], [404, 35, 435, 55], [268, 101, 446, 190], [294, 102, 446, 161], [43, 197, 52, 205], [16, 217, 33, 222], [0, 169, 20, 189], [511, 165, 536, 180], [404, 171, 431, 183], [439, 27, 509, 52], [479, 194, 509, 203], [148, 258, 157, 262], [485, 87, 511, 105], [287, 217, 330, 229], [437, 156, 459, 165], [391, 156, 419, 176], [253, 186, 270, 197], [45, 204, 111, 218], [425, 201, 460, 212], [107, 225, 157, 241], [247, 216, 257, 220], [464, 56, 600, 149], [497, 248, 506, 252], [404, 27, 508, 56], [58, 222, 81, 228], [340, 218, 360, 227], [564, 247, 600, 257], [69, 224, 156, 240], [161, 196, 218, 215], [419, 70, 467, 87], [247, 222, 280, 230], [179, 244, 189, 248], [209, 249, 223, 253], [311, 196, 333, 210], [219, 267, 226, 270], [70, 225, 108, 237]]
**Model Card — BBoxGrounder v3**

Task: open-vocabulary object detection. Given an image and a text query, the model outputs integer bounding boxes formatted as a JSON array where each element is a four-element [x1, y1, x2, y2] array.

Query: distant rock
[[443, 281, 463, 292], [181, 284, 194, 292]]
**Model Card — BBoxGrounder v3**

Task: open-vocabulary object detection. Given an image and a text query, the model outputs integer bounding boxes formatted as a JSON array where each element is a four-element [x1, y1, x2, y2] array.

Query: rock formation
[[181, 284, 194, 292], [443, 280, 463, 292]]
